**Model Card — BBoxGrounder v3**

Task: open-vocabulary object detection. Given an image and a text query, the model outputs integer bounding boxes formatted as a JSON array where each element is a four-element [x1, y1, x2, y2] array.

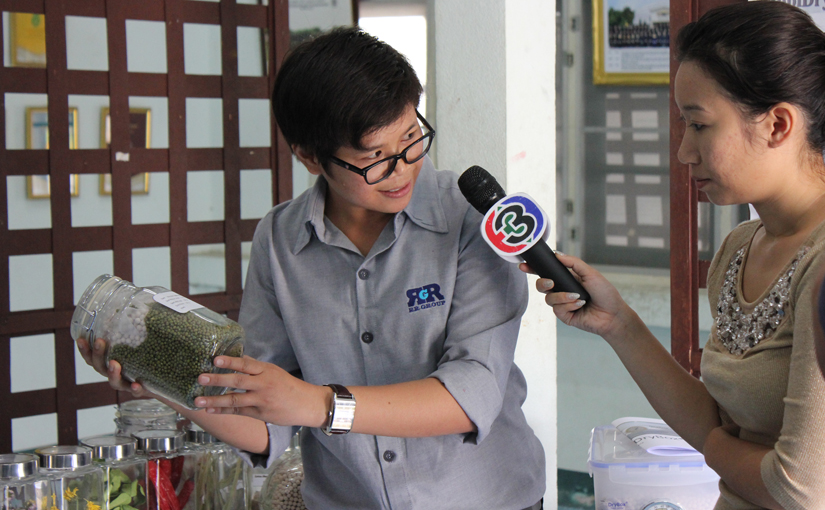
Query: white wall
[[433, 0, 558, 503]]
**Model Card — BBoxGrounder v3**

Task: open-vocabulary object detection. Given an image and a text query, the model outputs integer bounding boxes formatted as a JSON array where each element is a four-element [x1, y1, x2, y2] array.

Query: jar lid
[[80, 435, 137, 460], [134, 430, 185, 453], [116, 398, 177, 419], [0, 453, 39, 478], [36, 445, 93, 469], [186, 427, 219, 445]]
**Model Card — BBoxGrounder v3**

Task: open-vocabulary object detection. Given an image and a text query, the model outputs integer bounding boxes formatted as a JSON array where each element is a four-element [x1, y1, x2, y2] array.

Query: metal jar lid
[[186, 427, 219, 445], [80, 435, 137, 460], [0, 453, 39, 478], [36, 445, 93, 469], [133, 429, 185, 453]]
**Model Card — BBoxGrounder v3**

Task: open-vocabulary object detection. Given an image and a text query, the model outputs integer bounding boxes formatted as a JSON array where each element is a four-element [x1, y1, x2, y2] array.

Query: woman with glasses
[[78, 26, 546, 509]]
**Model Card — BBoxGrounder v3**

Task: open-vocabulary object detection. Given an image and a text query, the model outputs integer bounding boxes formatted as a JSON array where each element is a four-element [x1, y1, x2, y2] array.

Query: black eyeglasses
[[329, 111, 435, 185]]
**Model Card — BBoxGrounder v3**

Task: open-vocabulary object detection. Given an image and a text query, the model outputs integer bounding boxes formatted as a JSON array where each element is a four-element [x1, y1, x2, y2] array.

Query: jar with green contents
[[134, 430, 196, 510], [1, 454, 52, 510], [70, 274, 245, 410], [80, 435, 146, 510], [185, 427, 246, 510], [36, 446, 105, 510]]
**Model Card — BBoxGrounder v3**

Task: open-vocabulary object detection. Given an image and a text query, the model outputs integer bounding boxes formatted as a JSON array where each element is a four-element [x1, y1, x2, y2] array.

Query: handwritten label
[[153, 291, 204, 313]]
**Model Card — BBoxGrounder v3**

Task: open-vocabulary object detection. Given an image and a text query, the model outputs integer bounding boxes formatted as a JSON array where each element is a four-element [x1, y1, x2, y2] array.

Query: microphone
[[458, 165, 590, 302]]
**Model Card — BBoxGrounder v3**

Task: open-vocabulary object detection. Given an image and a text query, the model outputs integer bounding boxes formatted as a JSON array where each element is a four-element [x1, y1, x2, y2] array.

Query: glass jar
[[186, 427, 247, 509], [113, 399, 180, 437], [36, 446, 105, 510], [133, 430, 195, 510], [261, 433, 306, 510], [1, 454, 52, 510], [70, 274, 245, 409], [80, 435, 146, 510]]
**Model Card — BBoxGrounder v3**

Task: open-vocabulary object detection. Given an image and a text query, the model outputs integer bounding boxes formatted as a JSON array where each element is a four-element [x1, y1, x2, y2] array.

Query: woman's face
[[674, 61, 779, 206]]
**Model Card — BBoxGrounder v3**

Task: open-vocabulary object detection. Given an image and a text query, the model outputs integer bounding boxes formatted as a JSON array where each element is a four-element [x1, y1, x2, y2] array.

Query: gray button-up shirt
[[238, 158, 545, 509]]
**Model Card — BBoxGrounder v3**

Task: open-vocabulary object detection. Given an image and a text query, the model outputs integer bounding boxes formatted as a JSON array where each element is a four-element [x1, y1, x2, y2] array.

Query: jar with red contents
[[133, 430, 195, 510]]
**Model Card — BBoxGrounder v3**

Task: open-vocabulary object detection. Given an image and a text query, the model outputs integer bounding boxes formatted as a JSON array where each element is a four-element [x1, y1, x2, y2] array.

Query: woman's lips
[[379, 181, 411, 199]]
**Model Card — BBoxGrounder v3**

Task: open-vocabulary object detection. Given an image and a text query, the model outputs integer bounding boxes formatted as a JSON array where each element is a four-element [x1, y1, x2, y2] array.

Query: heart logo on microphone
[[482, 193, 547, 256]]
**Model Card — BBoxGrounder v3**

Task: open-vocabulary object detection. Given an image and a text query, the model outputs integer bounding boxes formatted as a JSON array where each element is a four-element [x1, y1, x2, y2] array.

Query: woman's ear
[[765, 102, 797, 148], [293, 146, 324, 176]]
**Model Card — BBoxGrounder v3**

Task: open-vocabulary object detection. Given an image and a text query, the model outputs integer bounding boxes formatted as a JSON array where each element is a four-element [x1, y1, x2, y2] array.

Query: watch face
[[642, 502, 683, 510]]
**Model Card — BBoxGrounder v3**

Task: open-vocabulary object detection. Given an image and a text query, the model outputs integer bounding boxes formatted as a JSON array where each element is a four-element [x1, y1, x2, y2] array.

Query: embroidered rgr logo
[[406, 283, 446, 313]]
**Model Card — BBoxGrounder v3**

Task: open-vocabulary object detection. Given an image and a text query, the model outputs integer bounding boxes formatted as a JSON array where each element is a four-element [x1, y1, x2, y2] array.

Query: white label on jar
[[252, 472, 268, 491], [153, 291, 205, 313]]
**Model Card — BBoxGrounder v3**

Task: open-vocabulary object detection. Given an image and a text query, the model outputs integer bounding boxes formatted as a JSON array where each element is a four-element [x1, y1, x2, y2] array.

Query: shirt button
[[361, 332, 374, 344], [358, 269, 370, 280], [383, 450, 396, 462]]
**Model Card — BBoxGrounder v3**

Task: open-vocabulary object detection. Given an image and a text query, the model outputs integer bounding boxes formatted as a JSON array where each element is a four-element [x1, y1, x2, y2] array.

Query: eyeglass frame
[[328, 110, 436, 185]]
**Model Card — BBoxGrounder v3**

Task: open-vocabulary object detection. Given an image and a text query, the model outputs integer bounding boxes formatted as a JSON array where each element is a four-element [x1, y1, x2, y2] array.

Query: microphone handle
[[521, 241, 591, 302]]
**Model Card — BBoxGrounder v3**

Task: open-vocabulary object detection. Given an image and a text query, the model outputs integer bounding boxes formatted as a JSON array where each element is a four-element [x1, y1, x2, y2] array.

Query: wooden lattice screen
[[669, 0, 744, 377], [0, 0, 290, 452]]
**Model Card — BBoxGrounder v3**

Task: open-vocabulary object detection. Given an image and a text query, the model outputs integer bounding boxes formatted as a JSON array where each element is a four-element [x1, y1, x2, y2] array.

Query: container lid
[[116, 398, 177, 420], [134, 429, 185, 453], [81, 435, 137, 460], [36, 445, 93, 469], [186, 424, 220, 445], [589, 425, 709, 468], [0, 453, 39, 478]]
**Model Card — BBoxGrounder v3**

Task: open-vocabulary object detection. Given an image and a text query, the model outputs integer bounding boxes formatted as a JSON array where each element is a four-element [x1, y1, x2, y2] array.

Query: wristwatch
[[322, 384, 356, 436]]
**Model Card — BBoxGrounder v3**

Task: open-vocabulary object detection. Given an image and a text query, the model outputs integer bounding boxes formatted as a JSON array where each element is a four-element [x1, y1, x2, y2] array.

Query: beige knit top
[[702, 219, 825, 510]]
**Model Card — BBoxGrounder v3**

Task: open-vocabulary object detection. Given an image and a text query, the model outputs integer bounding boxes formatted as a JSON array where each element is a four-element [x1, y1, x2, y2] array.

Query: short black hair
[[272, 26, 423, 166], [677, 1, 825, 154]]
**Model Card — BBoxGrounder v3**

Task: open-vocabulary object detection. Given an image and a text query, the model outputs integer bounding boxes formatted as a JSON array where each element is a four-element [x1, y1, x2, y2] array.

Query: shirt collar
[[292, 156, 448, 255]]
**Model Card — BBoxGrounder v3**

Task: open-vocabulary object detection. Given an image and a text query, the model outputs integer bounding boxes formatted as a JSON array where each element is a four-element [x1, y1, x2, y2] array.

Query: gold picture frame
[[592, 0, 669, 85], [9, 12, 47, 68], [25, 107, 80, 199], [99, 107, 151, 195]]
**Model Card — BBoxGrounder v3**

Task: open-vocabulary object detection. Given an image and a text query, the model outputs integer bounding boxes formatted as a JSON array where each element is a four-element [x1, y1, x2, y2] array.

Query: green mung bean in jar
[[70, 274, 245, 410]]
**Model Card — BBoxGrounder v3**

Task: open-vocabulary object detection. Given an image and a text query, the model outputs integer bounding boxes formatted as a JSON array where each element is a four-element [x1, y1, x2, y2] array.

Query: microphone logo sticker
[[482, 193, 547, 256]]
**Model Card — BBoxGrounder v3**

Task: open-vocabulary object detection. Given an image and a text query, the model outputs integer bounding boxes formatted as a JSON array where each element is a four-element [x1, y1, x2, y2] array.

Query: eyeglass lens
[[365, 134, 433, 184]]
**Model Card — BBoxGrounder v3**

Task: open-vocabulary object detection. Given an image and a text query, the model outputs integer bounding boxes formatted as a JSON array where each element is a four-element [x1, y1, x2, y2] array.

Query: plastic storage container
[[36, 446, 105, 510], [134, 430, 196, 510], [186, 426, 247, 509], [80, 435, 146, 510], [70, 274, 245, 409], [588, 425, 720, 510], [1, 454, 52, 510], [114, 399, 180, 436]]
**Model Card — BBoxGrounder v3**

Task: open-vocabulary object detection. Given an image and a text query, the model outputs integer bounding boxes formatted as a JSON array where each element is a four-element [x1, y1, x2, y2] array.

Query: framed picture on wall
[[592, 0, 670, 85], [25, 107, 80, 198], [99, 107, 151, 195], [9, 12, 47, 67]]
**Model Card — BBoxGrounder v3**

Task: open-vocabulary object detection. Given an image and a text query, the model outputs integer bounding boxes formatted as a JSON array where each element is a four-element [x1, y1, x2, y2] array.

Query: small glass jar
[[80, 435, 146, 510], [1, 454, 52, 510], [113, 399, 180, 437], [186, 427, 247, 509], [261, 433, 306, 510], [133, 430, 196, 510], [36, 446, 105, 510], [70, 274, 245, 409]]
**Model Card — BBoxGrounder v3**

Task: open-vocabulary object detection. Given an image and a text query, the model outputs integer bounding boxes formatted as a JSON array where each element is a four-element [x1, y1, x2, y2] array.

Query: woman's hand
[[194, 356, 330, 429], [519, 252, 635, 341], [75, 337, 154, 398]]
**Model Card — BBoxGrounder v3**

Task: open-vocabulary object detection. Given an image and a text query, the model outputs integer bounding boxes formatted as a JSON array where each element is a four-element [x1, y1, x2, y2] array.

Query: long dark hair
[[677, 1, 825, 155]]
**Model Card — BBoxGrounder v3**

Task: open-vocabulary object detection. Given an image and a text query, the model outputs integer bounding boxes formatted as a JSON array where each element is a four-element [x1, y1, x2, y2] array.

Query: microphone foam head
[[458, 165, 506, 215]]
